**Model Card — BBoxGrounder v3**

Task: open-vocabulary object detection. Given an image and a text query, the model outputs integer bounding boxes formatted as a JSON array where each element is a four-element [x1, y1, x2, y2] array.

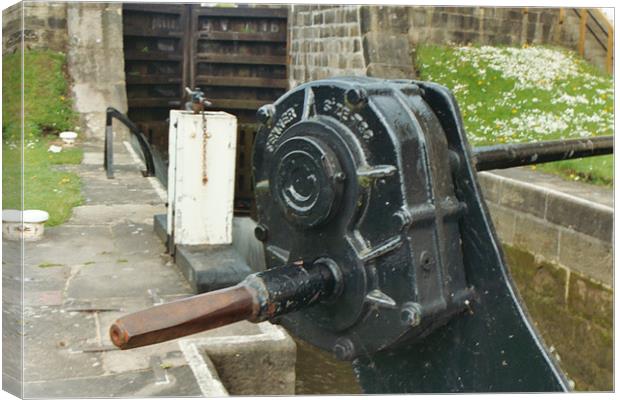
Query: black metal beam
[[473, 136, 613, 171]]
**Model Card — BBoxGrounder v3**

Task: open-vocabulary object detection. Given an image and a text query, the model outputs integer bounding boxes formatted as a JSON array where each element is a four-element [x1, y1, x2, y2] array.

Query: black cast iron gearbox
[[252, 77, 474, 360]]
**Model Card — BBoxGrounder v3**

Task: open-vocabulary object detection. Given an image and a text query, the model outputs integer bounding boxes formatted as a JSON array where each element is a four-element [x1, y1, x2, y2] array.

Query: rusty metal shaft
[[473, 136, 613, 171], [110, 285, 256, 349], [110, 261, 338, 349]]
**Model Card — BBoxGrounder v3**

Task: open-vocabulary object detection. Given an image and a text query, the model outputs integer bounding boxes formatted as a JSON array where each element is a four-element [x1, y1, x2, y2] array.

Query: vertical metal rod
[[104, 116, 114, 179]]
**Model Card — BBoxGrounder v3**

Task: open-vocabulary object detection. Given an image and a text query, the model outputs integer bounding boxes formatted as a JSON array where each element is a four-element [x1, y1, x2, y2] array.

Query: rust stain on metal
[[202, 112, 210, 185], [267, 302, 278, 317]]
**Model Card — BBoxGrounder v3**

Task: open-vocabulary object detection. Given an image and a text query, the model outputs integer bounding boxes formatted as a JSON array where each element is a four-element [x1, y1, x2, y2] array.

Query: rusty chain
[[201, 111, 210, 185]]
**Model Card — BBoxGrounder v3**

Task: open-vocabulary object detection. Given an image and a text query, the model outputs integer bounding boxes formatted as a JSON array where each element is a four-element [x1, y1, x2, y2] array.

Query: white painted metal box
[[167, 110, 237, 245]]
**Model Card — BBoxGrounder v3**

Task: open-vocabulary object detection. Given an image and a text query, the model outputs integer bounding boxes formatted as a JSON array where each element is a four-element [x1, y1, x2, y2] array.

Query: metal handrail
[[104, 107, 156, 179], [473, 136, 614, 171]]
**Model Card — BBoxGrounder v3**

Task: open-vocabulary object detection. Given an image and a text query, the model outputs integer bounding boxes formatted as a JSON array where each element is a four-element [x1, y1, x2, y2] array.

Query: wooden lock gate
[[122, 4, 289, 212]]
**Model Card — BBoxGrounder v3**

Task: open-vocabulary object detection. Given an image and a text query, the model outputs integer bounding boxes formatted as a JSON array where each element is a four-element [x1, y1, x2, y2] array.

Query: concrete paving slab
[[83, 151, 135, 166], [84, 189, 162, 206], [68, 204, 165, 226], [101, 342, 186, 375], [24, 225, 116, 266], [82, 140, 127, 152], [23, 305, 104, 382], [24, 289, 65, 307], [77, 162, 140, 174], [110, 221, 165, 256], [79, 164, 163, 206], [79, 165, 145, 180], [2, 329, 23, 380], [23, 365, 203, 398], [70, 295, 158, 314], [11, 138, 297, 397], [2, 257, 22, 308], [2, 240, 21, 263], [65, 261, 190, 300], [23, 265, 69, 293]]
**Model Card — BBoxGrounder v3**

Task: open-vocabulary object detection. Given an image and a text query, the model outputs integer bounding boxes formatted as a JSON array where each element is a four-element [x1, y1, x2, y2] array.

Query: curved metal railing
[[104, 107, 156, 179]]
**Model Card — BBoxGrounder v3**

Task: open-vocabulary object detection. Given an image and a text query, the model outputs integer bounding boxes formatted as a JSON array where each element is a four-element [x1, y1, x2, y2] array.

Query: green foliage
[[415, 44, 613, 186], [2, 138, 83, 226], [2, 50, 83, 226], [3, 50, 77, 141]]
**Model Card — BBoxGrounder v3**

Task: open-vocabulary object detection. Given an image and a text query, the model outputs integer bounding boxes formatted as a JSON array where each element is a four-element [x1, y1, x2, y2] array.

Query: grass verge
[[3, 138, 83, 226], [415, 44, 613, 186], [2, 50, 83, 226]]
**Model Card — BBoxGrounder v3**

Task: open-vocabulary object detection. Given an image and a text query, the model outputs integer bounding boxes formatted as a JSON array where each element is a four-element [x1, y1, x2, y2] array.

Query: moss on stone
[[503, 244, 613, 391], [568, 273, 613, 330]]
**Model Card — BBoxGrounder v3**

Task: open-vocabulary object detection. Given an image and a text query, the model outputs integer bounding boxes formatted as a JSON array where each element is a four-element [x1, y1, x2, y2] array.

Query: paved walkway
[[3, 138, 292, 397]]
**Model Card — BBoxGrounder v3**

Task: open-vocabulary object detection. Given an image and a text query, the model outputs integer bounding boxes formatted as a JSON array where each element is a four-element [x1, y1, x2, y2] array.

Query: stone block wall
[[479, 170, 613, 390], [2, 2, 128, 138], [289, 6, 610, 88], [504, 246, 612, 391], [288, 5, 419, 87], [2, 2, 68, 55], [478, 170, 612, 286], [289, 5, 366, 87], [66, 3, 128, 138], [404, 7, 563, 48]]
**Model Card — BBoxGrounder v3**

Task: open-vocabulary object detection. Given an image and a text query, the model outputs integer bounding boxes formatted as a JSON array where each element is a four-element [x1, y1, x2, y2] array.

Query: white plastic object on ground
[[59, 131, 78, 146], [2, 209, 50, 241]]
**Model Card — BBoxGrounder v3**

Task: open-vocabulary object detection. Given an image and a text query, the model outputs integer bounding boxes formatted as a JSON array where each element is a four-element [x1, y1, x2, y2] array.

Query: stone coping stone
[[178, 321, 296, 395], [479, 168, 613, 243], [489, 167, 613, 207]]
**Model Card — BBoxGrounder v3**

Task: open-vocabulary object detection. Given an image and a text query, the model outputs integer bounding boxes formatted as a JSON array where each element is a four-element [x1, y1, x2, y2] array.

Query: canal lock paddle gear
[[111, 77, 612, 392]]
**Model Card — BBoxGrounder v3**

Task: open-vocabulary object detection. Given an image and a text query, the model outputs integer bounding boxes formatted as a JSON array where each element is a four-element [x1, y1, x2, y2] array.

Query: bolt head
[[333, 344, 347, 360], [345, 88, 368, 106], [332, 338, 355, 361], [400, 302, 422, 327], [420, 251, 433, 271], [256, 104, 275, 124], [254, 224, 269, 242], [333, 172, 346, 182]]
